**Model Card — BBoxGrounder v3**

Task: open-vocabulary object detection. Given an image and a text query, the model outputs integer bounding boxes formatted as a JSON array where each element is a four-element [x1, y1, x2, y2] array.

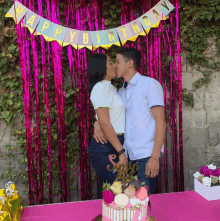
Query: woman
[[88, 53, 127, 199]]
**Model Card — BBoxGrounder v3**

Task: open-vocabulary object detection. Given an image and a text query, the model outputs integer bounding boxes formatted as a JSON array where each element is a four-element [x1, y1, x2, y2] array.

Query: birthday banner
[[5, 0, 174, 50]]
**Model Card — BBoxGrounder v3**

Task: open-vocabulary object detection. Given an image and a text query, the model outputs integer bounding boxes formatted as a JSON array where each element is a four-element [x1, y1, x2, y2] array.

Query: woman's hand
[[118, 152, 127, 165], [117, 153, 128, 175], [93, 121, 107, 144]]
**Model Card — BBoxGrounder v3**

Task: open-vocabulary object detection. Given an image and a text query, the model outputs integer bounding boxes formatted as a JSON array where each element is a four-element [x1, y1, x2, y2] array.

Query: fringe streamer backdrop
[[14, 0, 183, 205]]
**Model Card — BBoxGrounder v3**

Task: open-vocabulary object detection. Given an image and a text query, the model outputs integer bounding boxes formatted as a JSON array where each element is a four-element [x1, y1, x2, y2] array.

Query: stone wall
[[0, 120, 98, 206], [182, 54, 220, 191], [0, 120, 28, 205]]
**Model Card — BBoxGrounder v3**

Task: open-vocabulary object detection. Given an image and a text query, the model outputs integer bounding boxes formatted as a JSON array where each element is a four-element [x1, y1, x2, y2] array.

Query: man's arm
[[150, 106, 166, 160], [145, 105, 166, 178], [93, 121, 107, 144], [95, 107, 124, 153]]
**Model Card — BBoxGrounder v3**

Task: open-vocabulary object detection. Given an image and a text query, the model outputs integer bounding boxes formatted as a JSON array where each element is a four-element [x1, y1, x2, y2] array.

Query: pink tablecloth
[[20, 190, 220, 221]]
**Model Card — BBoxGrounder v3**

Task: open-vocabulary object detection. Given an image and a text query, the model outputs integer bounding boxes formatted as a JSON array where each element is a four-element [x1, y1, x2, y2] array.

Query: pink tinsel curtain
[[15, 0, 183, 205], [120, 0, 184, 193]]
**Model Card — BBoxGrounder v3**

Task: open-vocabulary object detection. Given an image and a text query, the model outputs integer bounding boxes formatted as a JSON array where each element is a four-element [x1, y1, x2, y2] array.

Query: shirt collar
[[123, 72, 140, 88], [129, 72, 140, 85]]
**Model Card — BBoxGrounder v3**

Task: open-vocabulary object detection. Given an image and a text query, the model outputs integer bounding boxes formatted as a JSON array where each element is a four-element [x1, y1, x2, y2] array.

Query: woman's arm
[[95, 107, 124, 153]]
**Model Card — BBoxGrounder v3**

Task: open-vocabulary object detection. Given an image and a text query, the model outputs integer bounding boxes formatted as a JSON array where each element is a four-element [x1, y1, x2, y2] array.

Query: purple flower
[[200, 166, 220, 178], [200, 166, 209, 175], [102, 190, 115, 204], [213, 169, 220, 177], [209, 170, 215, 176], [204, 171, 210, 177]]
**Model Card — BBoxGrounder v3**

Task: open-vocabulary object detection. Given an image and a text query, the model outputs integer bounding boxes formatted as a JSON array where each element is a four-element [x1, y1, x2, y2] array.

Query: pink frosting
[[126, 202, 132, 208], [131, 209, 140, 221], [109, 202, 116, 207], [102, 216, 114, 221], [144, 202, 148, 208], [103, 210, 147, 221]]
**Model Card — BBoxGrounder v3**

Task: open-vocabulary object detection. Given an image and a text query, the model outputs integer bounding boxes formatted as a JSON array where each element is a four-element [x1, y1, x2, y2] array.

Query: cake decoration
[[114, 193, 129, 206], [130, 198, 141, 206], [102, 190, 115, 204], [126, 202, 132, 208], [130, 180, 142, 190], [136, 187, 148, 201], [110, 181, 122, 195], [100, 154, 155, 221], [124, 184, 136, 198]]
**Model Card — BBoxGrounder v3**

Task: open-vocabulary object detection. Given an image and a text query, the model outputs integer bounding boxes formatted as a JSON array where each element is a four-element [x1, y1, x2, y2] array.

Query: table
[[20, 191, 220, 221]]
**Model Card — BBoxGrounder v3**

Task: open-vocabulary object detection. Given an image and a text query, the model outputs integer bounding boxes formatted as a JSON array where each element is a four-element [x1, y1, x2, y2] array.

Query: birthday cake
[[101, 154, 156, 221]]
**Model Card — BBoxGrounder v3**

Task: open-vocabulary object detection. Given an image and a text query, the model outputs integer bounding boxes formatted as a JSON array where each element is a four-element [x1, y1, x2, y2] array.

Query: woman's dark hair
[[87, 53, 107, 94], [117, 47, 141, 71]]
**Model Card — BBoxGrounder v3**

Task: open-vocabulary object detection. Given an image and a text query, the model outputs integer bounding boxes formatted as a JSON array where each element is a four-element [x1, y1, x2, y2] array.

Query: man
[[93, 47, 166, 194]]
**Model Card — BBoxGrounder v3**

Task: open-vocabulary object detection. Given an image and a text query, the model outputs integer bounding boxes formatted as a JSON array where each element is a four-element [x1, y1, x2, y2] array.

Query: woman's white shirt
[[90, 80, 125, 134]]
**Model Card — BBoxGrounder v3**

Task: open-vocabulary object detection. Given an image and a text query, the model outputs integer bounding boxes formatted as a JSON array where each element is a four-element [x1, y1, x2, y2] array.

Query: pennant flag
[[5, 0, 175, 49], [22, 11, 41, 34], [138, 13, 157, 34], [127, 19, 146, 42], [5, 1, 29, 24], [148, 6, 167, 23], [78, 31, 93, 50], [63, 28, 80, 49], [116, 19, 146, 45], [91, 30, 106, 50], [156, 0, 175, 16], [48, 24, 67, 46], [35, 18, 55, 41], [91, 29, 120, 50], [117, 24, 133, 46]]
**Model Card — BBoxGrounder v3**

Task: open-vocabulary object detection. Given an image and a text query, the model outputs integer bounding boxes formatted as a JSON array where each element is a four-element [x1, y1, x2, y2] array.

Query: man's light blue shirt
[[118, 72, 164, 161]]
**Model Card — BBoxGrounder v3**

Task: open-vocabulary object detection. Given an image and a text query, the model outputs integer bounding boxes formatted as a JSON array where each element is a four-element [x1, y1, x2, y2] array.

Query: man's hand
[[93, 121, 107, 144], [145, 158, 159, 178]]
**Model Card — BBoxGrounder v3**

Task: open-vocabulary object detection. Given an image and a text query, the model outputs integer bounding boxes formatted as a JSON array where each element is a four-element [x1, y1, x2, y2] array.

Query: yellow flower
[[10, 184, 16, 191], [0, 189, 6, 197]]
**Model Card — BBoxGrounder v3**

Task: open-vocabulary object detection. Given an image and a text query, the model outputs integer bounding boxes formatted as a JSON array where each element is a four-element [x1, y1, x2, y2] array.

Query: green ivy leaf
[[5, 145, 14, 150], [15, 130, 22, 134], [214, 13, 220, 20], [206, 14, 212, 20], [8, 100, 13, 105]]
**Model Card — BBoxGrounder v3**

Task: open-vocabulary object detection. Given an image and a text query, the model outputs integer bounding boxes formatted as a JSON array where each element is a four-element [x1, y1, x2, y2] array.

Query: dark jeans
[[89, 135, 124, 199], [128, 155, 157, 195]]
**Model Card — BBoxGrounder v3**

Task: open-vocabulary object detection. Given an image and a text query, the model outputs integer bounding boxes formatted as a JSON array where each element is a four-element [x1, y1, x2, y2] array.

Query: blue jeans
[[128, 155, 157, 195], [89, 135, 124, 198]]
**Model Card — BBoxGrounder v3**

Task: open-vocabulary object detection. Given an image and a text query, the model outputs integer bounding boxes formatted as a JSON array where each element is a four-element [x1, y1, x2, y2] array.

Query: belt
[[116, 133, 123, 135]]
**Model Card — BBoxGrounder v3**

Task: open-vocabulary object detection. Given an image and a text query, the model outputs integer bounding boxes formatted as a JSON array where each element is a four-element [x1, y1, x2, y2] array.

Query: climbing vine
[[0, 0, 219, 202], [180, 0, 220, 107]]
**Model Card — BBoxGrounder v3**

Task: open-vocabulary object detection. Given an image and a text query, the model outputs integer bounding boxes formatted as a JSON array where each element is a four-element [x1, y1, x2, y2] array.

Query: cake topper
[[107, 154, 139, 184]]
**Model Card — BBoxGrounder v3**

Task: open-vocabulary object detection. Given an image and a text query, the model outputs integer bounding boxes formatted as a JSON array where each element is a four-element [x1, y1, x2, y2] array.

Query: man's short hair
[[117, 47, 141, 71]]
